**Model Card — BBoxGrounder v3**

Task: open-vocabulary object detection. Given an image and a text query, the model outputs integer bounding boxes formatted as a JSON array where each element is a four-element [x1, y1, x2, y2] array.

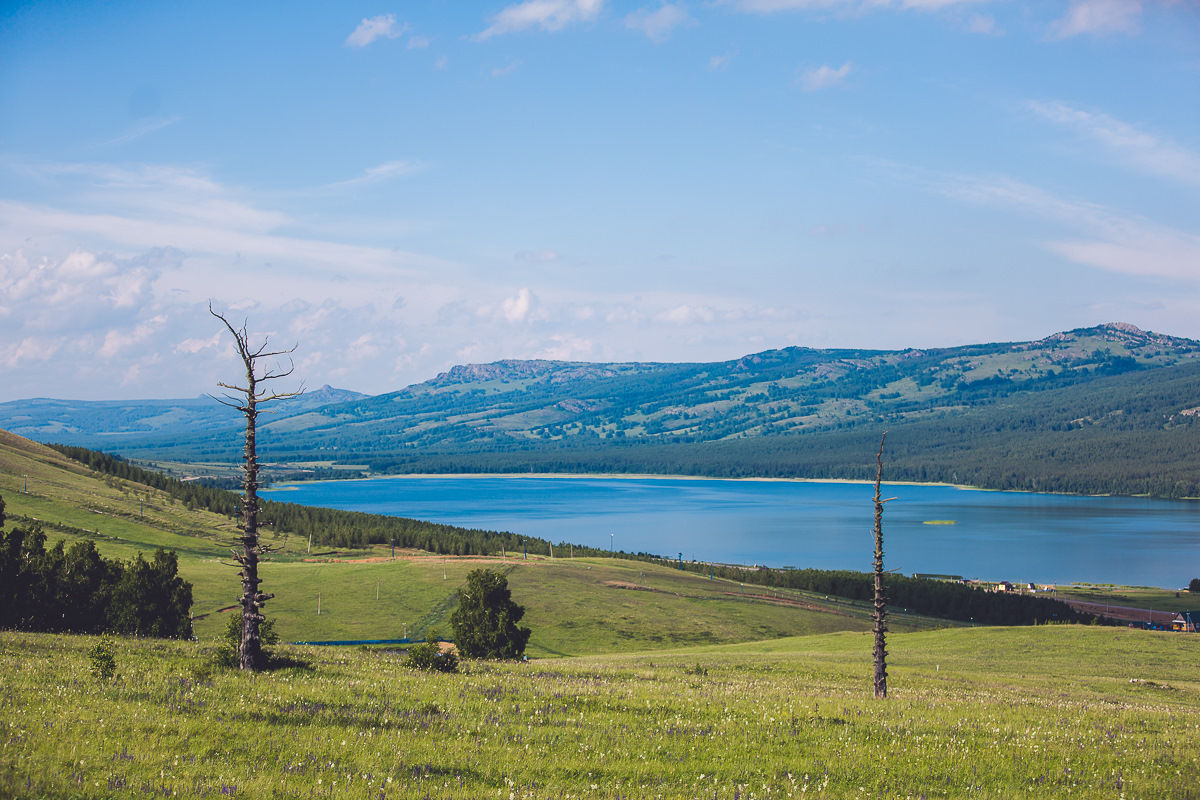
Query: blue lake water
[[265, 476, 1200, 588]]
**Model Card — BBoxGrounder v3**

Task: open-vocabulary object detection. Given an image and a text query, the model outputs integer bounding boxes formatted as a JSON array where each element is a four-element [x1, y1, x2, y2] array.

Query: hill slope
[[0, 430, 888, 652], [4, 323, 1200, 495]]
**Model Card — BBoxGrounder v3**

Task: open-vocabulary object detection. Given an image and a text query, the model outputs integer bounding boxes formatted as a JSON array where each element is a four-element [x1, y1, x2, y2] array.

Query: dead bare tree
[[872, 431, 893, 699], [211, 305, 303, 670]]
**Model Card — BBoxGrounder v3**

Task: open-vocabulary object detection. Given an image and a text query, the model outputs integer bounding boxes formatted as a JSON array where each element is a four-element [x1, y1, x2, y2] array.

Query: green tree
[[1189, 577, 1200, 593], [450, 569, 531, 659]]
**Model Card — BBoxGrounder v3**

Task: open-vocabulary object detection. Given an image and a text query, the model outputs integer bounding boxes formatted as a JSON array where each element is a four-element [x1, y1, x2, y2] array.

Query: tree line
[[46, 444, 1101, 627], [0, 494, 193, 638], [660, 559, 1099, 626], [48, 444, 653, 559]]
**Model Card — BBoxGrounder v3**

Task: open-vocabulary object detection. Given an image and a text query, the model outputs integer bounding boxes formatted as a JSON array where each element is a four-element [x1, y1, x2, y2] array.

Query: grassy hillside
[[6, 323, 1200, 497], [2, 625, 1197, 798], [1, 429, 912, 654]]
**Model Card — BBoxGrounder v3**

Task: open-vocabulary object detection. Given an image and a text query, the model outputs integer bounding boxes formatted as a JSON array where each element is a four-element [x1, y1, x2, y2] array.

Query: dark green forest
[[0, 494, 193, 638]]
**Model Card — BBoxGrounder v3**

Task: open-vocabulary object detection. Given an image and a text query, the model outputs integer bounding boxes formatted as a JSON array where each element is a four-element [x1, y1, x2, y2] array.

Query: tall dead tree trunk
[[872, 432, 891, 699], [211, 306, 302, 671]]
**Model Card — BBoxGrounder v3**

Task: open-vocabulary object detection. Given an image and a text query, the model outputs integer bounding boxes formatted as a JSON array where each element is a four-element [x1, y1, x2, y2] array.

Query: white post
[[317, 593, 321, 615], [376, 580, 379, 600]]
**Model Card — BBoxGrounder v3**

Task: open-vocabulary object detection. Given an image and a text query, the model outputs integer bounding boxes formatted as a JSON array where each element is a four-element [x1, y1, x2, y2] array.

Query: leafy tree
[[109, 549, 194, 638], [450, 569, 531, 659], [1190, 578, 1200, 593], [0, 494, 191, 637]]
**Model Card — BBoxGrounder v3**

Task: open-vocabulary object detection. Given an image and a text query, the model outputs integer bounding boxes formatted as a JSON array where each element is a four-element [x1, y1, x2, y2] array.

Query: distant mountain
[[0, 385, 368, 443], [4, 324, 1200, 496]]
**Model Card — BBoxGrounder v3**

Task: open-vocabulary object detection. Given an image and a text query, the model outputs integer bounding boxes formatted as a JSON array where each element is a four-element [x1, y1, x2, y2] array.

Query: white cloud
[[1028, 100, 1200, 186], [346, 14, 407, 47], [1047, 0, 1142, 39], [942, 174, 1200, 282], [503, 288, 537, 322], [709, 51, 736, 70], [965, 13, 1001, 34], [474, 0, 606, 41], [625, 4, 693, 42], [727, 0, 986, 13], [662, 304, 716, 324], [491, 60, 523, 78], [99, 316, 167, 358], [536, 334, 594, 360], [408, 36, 431, 49], [515, 249, 560, 263], [797, 62, 852, 91], [326, 160, 424, 190], [174, 332, 223, 355]]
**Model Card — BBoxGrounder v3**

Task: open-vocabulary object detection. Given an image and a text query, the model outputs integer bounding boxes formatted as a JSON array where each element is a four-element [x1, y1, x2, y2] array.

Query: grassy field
[[2, 626, 1199, 799], [1057, 584, 1199, 614], [2, 430, 931, 655], [5, 431, 1200, 797]]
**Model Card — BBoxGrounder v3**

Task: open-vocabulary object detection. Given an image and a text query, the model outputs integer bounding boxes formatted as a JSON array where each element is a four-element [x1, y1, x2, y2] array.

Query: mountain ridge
[[3, 322, 1200, 497]]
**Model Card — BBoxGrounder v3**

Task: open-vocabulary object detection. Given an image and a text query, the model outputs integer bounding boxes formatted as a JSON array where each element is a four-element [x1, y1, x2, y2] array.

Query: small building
[[1172, 612, 1198, 633]]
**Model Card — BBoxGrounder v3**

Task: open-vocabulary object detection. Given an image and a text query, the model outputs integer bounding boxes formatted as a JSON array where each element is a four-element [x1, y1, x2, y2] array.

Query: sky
[[1, 0, 1198, 401]]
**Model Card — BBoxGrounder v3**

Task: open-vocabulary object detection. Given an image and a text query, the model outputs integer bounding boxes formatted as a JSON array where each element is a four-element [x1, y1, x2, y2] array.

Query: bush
[[87, 635, 117, 682], [219, 613, 279, 668], [406, 628, 459, 673], [1189, 578, 1200, 593], [450, 569, 531, 660]]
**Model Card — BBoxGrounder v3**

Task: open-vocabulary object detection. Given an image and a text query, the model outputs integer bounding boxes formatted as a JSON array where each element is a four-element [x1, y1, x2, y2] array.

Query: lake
[[265, 476, 1200, 588]]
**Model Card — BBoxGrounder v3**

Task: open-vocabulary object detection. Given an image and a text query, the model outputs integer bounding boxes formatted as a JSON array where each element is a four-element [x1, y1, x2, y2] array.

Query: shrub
[[406, 628, 459, 673], [1189, 577, 1200, 593], [87, 635, 117, 682], [219, 613, 279, 668], [450, 569, 531, 659]]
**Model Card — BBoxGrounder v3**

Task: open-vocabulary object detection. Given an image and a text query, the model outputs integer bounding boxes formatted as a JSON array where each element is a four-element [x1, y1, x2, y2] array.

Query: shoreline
[[267, 472, 978, 491]]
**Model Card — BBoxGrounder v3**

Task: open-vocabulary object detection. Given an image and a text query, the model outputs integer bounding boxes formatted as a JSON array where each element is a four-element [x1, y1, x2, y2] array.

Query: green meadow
[[4, 430, 1200, 798], [3, 626, 1199, 799]]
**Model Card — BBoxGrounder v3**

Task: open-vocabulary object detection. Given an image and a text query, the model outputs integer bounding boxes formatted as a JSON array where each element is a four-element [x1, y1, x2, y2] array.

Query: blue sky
[[1, 0, 1197, 400]]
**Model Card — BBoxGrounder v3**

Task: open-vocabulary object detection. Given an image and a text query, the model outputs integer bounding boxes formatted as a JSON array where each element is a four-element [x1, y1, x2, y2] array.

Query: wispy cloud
[[515, 249, 561, 263], [965, 13, 1002, 35], [797, 62, 852, 91], [345, 14, 407, 47], [96, 116, 182, 148], [407, 36, 431, 49], [326, 160, 425, 190], [709, 51, 736, 70], [625, 3, 693, 42], [942, 174, 1200, 282], [474, 0, 606, 41], [1029, 100, 1200, 186], [1047, 0, 1143, 39], [491, 60, 523, 78]]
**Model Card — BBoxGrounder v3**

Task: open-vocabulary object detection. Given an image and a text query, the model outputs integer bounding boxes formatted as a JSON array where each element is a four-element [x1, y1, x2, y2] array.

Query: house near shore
[[1172, 612, 1198, 632]]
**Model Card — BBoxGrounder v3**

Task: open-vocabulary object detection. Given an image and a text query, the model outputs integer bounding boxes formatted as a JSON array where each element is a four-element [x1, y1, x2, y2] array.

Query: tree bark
[[212, 307, 300, 671], [872, 432, 888, 700]]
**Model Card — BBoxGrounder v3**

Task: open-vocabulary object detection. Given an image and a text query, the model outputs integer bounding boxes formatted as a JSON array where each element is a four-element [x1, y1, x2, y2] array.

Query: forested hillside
[[6, 323, 1200, 496]]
